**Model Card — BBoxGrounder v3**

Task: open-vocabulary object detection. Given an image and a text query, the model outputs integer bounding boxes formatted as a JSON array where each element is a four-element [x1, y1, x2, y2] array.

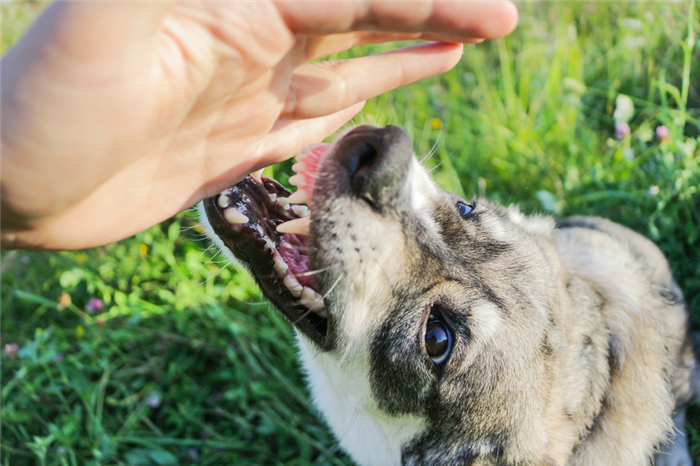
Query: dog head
[[201, 126, 579, 465]]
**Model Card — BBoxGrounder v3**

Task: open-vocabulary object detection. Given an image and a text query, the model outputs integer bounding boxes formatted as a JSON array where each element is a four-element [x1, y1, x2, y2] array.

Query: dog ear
[[507, 206, 555, 237]]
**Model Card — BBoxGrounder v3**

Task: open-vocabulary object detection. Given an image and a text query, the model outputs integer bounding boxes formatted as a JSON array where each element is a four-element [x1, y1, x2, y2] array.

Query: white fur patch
[[298, 336, 425, 466], [196, 202, 241, 267], [483, 214, 509, 242], [470, 300, 503, 343], [405, 158, 441, 234]]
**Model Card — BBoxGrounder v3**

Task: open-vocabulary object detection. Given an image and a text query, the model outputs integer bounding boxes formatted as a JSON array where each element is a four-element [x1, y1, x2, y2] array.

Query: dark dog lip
[[203, 126, 410, 351], [203, 175, 331, 350]]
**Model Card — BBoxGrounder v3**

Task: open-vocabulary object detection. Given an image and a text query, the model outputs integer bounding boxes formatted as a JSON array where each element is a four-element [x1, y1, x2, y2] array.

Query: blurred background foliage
[[2, 2, 699, 465]]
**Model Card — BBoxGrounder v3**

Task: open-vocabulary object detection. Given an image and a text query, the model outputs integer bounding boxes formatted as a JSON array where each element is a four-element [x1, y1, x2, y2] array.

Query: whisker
[[180, 220, 205, 232], [321, 272, 345, 301], [292, 272, 344, 325], [187, 234, 211, 242], [255, 267, 327, 282], [199, 247, 227, 269], [199, 263, 227, 285], [293, 307, 314, 324], [296, 266, 331, 277], [187, 245, 225, 276], [429, 159, 446, 173], [197, 242, 217, 258], [502, 186, 519, 209], [420, 129, 443, 165], [419, 150, 434, 165]]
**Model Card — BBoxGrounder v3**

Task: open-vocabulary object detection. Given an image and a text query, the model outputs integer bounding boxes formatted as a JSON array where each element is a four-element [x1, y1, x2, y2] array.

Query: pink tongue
[[298, 144, 332, 202], [280, 234, 317, 289]]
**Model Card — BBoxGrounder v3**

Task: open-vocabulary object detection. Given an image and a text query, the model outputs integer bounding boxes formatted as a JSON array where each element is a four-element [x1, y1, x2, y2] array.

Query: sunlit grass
[[2, 2, 699, 465]]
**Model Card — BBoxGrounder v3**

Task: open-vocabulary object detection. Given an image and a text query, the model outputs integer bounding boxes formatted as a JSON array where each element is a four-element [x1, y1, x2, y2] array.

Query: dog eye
[[425, 317, 452, 365], [457, 202, 473, 217]]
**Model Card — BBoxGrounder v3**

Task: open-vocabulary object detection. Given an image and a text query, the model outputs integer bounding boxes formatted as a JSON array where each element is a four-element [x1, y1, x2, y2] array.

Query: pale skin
[[1, 1, 518, 251]]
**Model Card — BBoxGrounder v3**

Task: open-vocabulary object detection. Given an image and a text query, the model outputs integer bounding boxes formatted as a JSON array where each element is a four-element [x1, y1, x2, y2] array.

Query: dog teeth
[[288, 174, 306, 188], [264, 238, 276, 252], [269, 193, 277, 203], [217, 194, 230, 209], [292, 162, 305, 174], [276, 217, 310, 235], [251, 169, 264, 182], [279, 197, 290, 209], [292, 205, 309, 217], [288, 190, 308, 205], [283, 273, 303, 297], [224, 207, 248, 224], [273, 253, 289, 276], [300, 287, 324, 311], [296, 144, 322, 161]]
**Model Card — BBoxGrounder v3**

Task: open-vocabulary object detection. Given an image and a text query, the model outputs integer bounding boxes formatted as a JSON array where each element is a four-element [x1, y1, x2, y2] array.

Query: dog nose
[[334, 125, 413, 209]]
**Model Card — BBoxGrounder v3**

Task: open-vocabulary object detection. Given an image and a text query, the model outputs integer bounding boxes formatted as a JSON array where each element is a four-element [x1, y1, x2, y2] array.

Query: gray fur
[[307, 126, 694, 465], [203, 125, 695, 466]]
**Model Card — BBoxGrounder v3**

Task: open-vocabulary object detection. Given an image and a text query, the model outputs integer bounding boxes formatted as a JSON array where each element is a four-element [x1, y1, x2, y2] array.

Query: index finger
[[273, 0, 518, 41], [304, 31, 484, 62]]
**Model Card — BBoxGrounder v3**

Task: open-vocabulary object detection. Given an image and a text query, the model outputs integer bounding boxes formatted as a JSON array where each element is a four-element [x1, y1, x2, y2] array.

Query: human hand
[[1, 1, 518, 250]]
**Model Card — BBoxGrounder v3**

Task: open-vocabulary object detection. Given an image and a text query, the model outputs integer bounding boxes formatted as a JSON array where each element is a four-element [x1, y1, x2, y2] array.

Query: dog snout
[[334, 125, 413, 209]]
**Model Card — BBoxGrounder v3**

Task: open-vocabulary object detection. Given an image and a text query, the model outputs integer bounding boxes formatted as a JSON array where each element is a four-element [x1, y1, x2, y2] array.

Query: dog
[[199, 125, 696, 465]]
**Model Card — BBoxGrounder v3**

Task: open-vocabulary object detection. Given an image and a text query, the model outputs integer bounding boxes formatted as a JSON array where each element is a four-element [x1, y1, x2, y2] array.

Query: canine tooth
[[224, 207, 248, 224], [269, 193, 277, 203], [279, 197, 290, 209], [288, 190, 309, 205], [217, 194, 229, 209], [283, 274, 303, 297], [292, 162, 305, 174], [288, 174, 306, 188], [276, 217, 310, 235], [251, 169, 264, 182], [273, 254, 289, 276], [292, 205, 309, 217]]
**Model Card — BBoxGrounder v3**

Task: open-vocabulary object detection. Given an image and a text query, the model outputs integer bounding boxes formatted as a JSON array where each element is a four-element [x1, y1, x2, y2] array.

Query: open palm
[[1, 1, 518, 250]]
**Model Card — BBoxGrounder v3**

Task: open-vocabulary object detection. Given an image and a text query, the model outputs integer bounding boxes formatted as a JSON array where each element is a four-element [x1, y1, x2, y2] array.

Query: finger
[[305, 31, 483, 61], [281, 42, 462, 120], [274, 0, 518, 41], [256, 101, 366, 167], [197, 102, 365, 199]]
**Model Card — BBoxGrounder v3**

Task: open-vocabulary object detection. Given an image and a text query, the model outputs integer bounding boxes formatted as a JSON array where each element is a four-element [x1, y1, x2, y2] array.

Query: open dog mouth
[[202, 144, 333, 349]]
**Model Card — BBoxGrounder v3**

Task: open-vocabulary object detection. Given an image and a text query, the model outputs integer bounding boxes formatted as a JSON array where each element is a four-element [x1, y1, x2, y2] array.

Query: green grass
[[2, 2, 699, 465]]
